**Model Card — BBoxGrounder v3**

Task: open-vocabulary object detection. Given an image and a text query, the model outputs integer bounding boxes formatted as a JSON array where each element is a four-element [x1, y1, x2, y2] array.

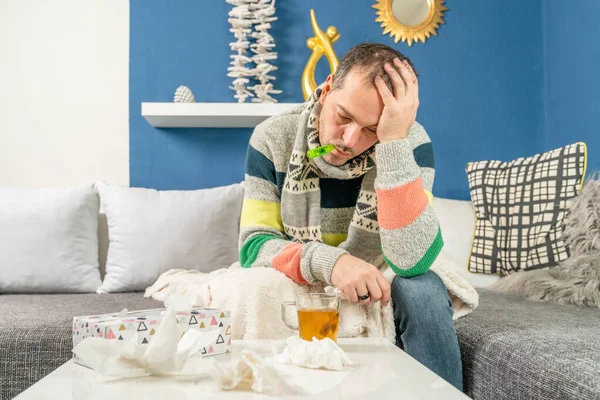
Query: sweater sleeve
[[374, 122, 443, 278], [239, 120, 348, 285]]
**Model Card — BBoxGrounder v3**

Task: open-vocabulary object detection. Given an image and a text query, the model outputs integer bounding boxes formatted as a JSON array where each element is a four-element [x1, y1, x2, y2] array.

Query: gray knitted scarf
[[279, 86, 381, 261]]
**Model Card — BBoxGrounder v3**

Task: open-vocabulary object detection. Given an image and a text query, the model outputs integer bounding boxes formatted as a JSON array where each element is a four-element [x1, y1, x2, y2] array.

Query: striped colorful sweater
[[238, 104, 442, 285]]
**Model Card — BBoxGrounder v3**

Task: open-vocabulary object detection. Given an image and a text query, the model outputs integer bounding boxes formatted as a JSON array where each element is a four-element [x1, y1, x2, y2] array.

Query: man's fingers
[[344, 285, 359, 304], [386, 60, 408, 98], [401, 59, 417, 83], [396, 59, 416, 100], [356, 281, 371, 305], [401, 60, 419, 103], [365, 277, 383, 304], [376, 274, 392, 307], [374, 75, 394, 106]]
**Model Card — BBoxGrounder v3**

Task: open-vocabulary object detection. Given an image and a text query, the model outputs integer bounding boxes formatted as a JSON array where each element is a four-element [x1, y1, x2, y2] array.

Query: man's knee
[[391, 271, 452, 320]]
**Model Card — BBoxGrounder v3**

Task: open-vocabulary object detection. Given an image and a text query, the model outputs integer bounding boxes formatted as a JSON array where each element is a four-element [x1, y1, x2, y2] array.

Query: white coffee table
[[15, 338, 469, 399]]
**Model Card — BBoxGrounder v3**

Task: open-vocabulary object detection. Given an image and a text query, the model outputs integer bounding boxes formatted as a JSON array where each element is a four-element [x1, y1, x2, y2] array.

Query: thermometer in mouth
[[307, 144, 336, 159]]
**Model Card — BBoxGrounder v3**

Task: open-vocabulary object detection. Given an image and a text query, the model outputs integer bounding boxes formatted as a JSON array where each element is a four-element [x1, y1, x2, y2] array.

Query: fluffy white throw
[[144, 252, 478, 342], [144, 263, 395, 342]]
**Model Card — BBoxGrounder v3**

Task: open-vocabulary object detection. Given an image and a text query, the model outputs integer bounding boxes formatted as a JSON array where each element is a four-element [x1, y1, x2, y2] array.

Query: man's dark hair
[[331, 42, 419, 97]]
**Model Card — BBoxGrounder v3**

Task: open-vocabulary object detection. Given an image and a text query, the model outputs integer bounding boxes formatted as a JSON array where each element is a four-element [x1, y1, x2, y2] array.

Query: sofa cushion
[[433, 197, 500, 288], [96, 181, 245, 293], [0, 184, 102, 293], [456, 290, 599, 399], [0, 293, 163, 399]]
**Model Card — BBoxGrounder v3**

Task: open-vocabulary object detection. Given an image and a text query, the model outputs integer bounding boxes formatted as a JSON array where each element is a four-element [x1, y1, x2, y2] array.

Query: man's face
[[318, 69, 384, 166]]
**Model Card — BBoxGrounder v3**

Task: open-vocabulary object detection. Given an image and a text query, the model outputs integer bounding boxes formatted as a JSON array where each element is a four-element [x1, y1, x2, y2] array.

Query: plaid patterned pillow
[[466, 143, 587, 275]]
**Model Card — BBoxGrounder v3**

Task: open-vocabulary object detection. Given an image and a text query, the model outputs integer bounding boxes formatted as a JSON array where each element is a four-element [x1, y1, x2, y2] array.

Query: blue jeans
[[391, 271, 463, 391]]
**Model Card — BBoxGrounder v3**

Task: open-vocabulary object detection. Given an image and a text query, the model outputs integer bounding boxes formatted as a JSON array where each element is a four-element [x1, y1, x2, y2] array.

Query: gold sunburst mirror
[[373, 0, 447, 46]]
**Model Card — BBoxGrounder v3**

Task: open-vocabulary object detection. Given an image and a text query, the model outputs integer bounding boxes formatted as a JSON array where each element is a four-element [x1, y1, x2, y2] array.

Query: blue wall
[[544, 1, 600, 176], [130, 1, 251, 190], [130, 0, 583, 200]]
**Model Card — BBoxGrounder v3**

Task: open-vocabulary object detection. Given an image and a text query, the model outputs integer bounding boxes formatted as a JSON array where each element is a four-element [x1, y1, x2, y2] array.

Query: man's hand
[[331, 254, 391, 307], [374, 58, 419, 143]]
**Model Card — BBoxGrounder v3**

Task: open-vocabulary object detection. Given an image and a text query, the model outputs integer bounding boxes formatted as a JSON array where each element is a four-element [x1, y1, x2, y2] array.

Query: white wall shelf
[[141, 102, 303, 128]]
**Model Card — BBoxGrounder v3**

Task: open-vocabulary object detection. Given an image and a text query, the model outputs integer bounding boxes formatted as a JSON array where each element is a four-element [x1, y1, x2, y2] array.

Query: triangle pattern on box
[[189, 316, 198, 325], [119, 324, 126, 331], [200, 322, 206, 328], [210, 316, 218, 326], [226, 325, 232, 335], [201, 347, 207, 354], [216, 334, 224, 344], [137, 322, 147, 332], [142, 337, 148, 344]]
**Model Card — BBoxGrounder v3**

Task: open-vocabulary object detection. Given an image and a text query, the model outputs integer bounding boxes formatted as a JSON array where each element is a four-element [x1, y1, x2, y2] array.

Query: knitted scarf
[[279, 87, 383, 262]]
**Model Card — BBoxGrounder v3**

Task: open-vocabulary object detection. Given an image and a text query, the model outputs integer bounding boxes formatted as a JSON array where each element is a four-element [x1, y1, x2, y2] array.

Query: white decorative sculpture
[[248, 0, 281, 103], [227, 0, 255, 103], [227, 0, 281, 103], [173, 85, 195, 103]]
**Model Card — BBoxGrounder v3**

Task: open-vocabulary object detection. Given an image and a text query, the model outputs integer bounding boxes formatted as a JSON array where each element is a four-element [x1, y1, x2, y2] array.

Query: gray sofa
[[456, 290, 599, 399], [0, 293, 162, 399], [1, 193, 599, 399], [2, 290, 599, 399]]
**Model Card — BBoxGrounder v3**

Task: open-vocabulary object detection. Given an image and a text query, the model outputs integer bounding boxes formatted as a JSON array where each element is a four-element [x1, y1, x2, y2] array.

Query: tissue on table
[[72, 308, 222, 377], [274, 336, 354, 371], [210, 337, 354, 396], [72, 306, 231, 369], [212, 349, 307, 396]]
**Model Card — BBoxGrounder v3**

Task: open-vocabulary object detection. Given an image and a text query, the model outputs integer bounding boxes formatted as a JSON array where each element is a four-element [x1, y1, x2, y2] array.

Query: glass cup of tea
[[281, 293, 340, 342]]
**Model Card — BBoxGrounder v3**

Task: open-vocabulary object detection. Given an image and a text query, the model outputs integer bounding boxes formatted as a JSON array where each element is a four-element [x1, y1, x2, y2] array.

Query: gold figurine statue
[[301, 9, 341, 101]]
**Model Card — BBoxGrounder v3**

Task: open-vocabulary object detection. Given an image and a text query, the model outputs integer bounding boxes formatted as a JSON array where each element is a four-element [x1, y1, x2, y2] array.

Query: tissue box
[[72, 307, 232, 367]]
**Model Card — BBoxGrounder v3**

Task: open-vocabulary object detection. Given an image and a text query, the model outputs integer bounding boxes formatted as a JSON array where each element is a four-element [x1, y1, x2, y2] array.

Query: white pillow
[[433, 197, 476, 267], [433, 197, 501, 288], [0, 185, 101, 293], [97, 182, 244, 293]]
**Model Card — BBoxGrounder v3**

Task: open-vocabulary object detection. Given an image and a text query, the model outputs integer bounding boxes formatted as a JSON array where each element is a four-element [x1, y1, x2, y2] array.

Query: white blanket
[[144, 263, 396, 342], [144, 251, 478, 341]]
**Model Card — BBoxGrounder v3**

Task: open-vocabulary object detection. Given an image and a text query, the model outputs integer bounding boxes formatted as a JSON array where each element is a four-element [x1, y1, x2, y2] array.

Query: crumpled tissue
[[211, 349, 306, 396], [274, 336, 354, 371], [211, 337, 354, 396], [72, 307, 220, 378]]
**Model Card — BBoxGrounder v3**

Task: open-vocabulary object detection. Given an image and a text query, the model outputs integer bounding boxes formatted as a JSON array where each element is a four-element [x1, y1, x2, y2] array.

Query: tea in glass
[[281, 293, 340, 342], [297, 307, 339, 341]]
